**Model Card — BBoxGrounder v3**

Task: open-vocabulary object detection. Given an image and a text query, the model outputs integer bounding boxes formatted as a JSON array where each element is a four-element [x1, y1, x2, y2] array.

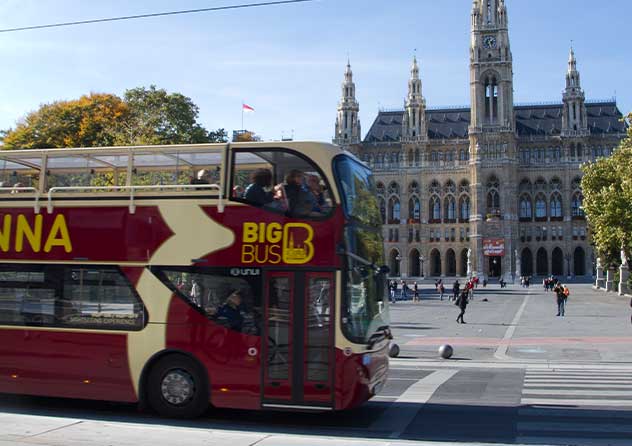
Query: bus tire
[[147, 354, 209, 418]]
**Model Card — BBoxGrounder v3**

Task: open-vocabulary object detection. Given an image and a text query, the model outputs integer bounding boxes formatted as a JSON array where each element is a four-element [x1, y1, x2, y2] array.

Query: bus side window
[[153, 267, 262, 335], [0, 265, 144, 331], [231, 149, 333, 218]]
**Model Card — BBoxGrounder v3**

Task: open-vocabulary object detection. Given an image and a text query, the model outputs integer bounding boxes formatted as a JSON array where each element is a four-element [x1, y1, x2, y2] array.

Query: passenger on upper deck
[[306, 174, 326, 213], [284, 170, 318, 218], [244, 168, 274, 206]]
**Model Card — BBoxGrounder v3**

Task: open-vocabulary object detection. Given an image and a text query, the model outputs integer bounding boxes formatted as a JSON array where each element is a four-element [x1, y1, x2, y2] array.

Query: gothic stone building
[[333, 0, 626, 281]]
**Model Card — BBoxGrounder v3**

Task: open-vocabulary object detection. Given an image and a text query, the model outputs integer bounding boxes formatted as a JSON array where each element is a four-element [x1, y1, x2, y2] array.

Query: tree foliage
[[581, 113, 632, 265], [1, 93, 128, 149], [1, 86, 226, 149]]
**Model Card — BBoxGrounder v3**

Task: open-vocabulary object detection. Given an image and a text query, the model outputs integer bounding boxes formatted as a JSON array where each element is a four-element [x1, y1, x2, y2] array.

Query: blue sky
[[0, 0, 629, 142]]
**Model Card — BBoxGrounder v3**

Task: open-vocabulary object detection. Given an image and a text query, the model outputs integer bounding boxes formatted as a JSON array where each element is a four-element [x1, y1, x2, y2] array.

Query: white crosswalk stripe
[[518, 367, 632, 445]]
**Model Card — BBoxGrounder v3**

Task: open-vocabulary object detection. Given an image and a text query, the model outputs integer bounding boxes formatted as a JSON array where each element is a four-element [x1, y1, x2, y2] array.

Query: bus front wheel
[[147, 354, 209, 418]]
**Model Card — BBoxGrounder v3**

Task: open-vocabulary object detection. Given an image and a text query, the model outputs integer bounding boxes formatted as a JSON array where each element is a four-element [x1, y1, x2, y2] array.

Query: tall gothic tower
[[469, 0, 514, 131], [402, 56, 428, 142], [333, 61, 361, 146], [562, 48, 589, 137], [469, 0, 517, 282]]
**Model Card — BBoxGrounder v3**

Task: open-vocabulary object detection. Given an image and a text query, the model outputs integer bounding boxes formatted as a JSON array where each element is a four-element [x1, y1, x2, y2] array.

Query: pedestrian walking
[[439, 283, 445, 301], [456, 290, 469, 324], [413, 282, 419, 303], [554, 282, 566, 316], [452, 280, 460, 301], [401, 280, 408, 300], [389, 280, 396, 304]]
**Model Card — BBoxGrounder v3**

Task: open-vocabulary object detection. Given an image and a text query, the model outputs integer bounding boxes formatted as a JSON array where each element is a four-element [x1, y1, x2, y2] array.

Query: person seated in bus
[[232, 185, 244, 198], [244, 168, 274, 206], [215, 290, 244, 332], [283, 169, 317, 217], [306, 174, 327, 213]]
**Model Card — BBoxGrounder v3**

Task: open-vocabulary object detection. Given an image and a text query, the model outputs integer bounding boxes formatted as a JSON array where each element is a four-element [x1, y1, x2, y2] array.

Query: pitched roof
[[363, 101, 626, 143]]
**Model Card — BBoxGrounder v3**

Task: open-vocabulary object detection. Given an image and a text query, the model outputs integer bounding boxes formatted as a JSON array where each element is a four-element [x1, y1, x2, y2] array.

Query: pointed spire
[[345, 58, 353, 81], [411, 54, 419, 79], [568, 46, 577, 72]]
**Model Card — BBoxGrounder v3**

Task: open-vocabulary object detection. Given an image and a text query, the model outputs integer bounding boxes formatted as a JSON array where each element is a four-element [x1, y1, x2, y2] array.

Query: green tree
[[581, 113, 632, 265], [113, 85, 214, 145]]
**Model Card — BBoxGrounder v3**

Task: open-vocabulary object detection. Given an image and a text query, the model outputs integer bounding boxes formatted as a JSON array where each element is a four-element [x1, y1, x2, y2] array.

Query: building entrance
[[489, 256, 502, 278]]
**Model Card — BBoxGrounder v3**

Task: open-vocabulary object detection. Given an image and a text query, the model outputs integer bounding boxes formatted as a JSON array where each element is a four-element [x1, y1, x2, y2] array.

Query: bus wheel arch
[[140, 350, 210, 418]]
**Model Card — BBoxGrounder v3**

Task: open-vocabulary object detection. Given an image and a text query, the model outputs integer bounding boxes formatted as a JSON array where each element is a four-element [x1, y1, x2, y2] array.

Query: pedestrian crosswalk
[[518, 367, 632, 444]]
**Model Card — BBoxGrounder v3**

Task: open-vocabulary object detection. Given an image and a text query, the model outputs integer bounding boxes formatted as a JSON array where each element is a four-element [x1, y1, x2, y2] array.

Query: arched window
[[430, 195, 441, 222], [376, 182, 385, 195], [388, 197, 401, 223], [429, 180, 440, 194], [487, 190, 500, 212], [572, 193, 584, 218], [486, 175, 500, 215], [445, 195, 456, 221], [378, 197, 386, 224], [389, 250, 401, 277], [459, 195, 471, 222], [414, 149, 420, 166], [408, 181, 420, 194], [535, 194, 547, 219], [484, 74, 499, 123], [519, 195, 533, 220], [409, 196, 421, 222], [550, 193, 563, 219]]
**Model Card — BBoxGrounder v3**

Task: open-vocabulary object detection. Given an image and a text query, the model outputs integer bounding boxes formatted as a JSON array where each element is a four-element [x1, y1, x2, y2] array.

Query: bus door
[[262, 271, 334, 408]]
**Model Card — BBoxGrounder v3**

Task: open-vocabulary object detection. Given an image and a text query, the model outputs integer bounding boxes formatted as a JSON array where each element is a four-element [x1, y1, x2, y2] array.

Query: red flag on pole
[[242, 103, 255, 112]]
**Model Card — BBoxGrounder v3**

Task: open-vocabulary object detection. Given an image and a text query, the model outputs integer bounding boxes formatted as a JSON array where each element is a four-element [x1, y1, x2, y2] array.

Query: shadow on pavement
[[3, 393, 631, 444]]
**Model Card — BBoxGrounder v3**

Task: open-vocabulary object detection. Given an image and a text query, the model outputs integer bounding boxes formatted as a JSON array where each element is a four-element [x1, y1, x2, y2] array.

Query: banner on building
[[483, 238, 505, 257]]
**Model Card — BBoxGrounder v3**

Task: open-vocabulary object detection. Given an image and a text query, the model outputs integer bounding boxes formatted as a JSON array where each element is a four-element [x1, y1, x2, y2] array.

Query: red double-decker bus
[[0, 142, 389, 417]]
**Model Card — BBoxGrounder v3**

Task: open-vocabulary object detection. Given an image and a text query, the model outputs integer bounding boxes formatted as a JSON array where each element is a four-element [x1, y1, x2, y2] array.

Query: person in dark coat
[[283, 169, 315, 217], [244, 169, 274, 206], [456, 290, 469, 324], [216, 291, 244, 332], [452, 280, 460, 301]]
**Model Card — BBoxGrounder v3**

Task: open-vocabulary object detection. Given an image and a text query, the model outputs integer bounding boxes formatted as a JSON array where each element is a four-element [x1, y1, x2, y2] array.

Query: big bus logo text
[[241, 222, 314, 265], [0, 214, 72, 253]]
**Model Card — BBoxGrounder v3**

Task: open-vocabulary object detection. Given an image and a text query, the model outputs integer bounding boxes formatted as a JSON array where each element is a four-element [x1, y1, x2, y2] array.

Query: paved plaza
[[2, 283, 632, 446]]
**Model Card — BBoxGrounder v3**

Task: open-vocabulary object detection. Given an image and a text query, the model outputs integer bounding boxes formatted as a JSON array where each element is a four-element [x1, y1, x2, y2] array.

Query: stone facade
[[333, 0, 627, 281]]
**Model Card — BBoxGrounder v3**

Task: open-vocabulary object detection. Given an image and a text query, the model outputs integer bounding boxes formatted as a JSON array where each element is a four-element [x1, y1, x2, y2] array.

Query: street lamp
[[395, 254, 402, 277], [419, 255, 425, 278], [565, 253, 571, 279]]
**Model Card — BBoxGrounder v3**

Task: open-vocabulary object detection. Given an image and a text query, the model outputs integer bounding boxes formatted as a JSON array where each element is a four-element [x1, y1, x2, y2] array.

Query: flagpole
[[241, 102, 244, 131]]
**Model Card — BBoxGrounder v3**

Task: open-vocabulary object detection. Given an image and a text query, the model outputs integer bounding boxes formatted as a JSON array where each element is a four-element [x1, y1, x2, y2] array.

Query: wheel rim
[[160, 369, 195, 406]]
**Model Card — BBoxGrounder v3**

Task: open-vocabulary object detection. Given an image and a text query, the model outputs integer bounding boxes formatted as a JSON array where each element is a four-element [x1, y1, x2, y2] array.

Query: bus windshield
[[334, 155, 388, 344], [334, 156, 381, 228]]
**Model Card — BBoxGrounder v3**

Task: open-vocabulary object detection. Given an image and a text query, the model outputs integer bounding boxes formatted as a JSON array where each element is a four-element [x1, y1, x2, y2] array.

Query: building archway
[[552, 247, 564, 276], [389, 250, 401, 277], [430, 249, 441, 277], [574, 247, 586, 276], [460, 249, 469, 276], [446, 249, 457, 277], [521, 248, 533, 277], [536, 248, 548, 276], [409, 249, 421, 277]]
